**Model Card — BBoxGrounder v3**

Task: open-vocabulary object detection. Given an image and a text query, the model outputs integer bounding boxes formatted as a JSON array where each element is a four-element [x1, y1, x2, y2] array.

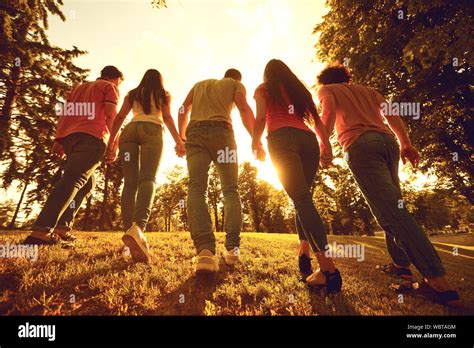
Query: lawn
[[0, 231, 473, 316]]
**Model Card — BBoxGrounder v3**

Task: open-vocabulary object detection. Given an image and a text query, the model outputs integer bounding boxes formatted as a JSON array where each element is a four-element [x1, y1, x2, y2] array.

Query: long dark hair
[[128, 69, 169, 114], [264, 59, 318, 122]]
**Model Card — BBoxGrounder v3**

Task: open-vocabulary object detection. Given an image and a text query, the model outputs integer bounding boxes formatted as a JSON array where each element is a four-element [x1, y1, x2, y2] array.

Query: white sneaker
[[195, 249, 219, 275], [122, 224, 150, 263], [223, 247, 240, 265]]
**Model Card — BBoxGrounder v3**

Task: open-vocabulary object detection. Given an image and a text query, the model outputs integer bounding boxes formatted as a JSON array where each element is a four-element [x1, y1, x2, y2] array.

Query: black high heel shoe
[[322, 269, 343, 294], [299, 254, 313, 281]]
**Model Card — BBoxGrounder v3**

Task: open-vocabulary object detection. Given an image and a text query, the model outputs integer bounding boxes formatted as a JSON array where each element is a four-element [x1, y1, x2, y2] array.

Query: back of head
[[100, 65, 123, 80], [224, 68, 242, 81], [264, 59, 317, 122], [129, 69, 168, 115], [317, 63, 352, 85]]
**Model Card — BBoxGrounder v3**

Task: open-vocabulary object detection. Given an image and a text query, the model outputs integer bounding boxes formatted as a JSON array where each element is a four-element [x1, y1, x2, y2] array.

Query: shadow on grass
[[307, 286, 359, 315], [0, 251, 133, 315], [151, 262, 234, 315]]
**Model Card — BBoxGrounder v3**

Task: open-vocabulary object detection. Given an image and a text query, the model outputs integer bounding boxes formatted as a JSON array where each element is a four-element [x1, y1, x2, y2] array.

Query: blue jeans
[[185, 122, 241, 254], [268, 127, 329, 252], [33, 132, 105, 232], [346, 131, 445, 277], [119, 122, 163, 231]]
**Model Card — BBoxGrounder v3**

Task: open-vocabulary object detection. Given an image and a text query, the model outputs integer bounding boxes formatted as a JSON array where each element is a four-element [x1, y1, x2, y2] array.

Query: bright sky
[[47, 0, 329, 188], [1, 0, 437, 223]]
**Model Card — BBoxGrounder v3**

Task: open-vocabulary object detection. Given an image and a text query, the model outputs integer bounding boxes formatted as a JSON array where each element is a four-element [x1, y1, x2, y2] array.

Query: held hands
[[252, 142, 266, 162], [51, 141, 65, 158], [319, 143, 333, 168], [105, 145, 119, 163], [175, 138, 186, 158], [401, 144, 420, 168]]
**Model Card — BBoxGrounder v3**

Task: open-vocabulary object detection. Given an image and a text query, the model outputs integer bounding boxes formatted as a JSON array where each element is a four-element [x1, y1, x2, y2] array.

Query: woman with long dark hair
[[252, 59, 342, 293], [108, 69, 185, 263]]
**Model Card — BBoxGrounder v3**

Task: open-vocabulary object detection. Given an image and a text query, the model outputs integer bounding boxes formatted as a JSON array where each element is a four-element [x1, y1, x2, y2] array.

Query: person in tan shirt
[[178, 68, 264, 275], [317, 63, 460, 306]]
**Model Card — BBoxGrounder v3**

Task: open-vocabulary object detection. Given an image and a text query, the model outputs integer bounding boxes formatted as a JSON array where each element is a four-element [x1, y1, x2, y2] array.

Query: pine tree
[[0, 0, 88, 228]]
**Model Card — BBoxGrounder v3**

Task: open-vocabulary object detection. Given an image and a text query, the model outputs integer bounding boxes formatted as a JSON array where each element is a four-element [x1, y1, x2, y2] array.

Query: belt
[[188, 120, 233, 130]]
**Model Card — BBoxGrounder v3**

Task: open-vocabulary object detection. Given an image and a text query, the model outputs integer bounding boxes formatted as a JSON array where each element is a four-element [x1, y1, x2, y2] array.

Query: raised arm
[[178, 87, 194, 141]]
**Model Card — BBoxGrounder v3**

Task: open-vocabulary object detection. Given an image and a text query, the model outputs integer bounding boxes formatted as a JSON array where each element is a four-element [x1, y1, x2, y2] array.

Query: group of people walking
[[22, 60, 460, 306]]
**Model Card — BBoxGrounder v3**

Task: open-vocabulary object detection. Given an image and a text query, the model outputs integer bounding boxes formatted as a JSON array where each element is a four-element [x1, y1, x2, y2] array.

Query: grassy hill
[[0, 231, 473, 315]]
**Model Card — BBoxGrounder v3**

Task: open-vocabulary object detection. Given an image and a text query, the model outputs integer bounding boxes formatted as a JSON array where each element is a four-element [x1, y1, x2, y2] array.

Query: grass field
[[0, 231, 473, 316]]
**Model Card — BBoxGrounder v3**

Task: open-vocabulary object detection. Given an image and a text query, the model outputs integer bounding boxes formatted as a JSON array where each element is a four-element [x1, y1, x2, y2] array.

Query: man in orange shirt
[[317, 63, 460, 306], [23, 66, 123, 246]]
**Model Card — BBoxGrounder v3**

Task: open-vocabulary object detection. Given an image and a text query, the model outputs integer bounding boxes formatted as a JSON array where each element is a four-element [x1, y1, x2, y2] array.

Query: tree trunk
[[8, 180, 28, 229], [221, 207, 225, 231], [0, 65, 21, 153], [213, 203, 219, 232], [100, 166, 110, 230]]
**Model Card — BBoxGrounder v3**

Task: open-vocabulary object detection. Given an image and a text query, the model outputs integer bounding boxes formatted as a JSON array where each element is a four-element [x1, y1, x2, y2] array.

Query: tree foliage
[[314, 0, 473, 203]]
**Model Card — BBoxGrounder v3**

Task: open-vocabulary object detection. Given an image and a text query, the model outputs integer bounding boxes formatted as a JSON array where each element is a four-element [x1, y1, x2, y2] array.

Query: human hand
[[51, 141, 65, 158], [175, 139, 186, 158], [401, 144, 420, 168], [319, 143, 333, 168]]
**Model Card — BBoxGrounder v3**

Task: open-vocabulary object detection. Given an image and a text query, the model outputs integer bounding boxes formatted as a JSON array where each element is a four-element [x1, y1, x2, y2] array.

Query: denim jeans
[[119, 121, 163, 231], [346, 131, 445, 277], [33, 132, 105, 232], [267, 127, 329, 252], [185, 122, 241, 254]]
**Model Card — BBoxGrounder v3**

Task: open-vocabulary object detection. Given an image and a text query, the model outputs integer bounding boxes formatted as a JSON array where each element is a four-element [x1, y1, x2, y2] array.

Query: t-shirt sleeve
[[316, 85, 331, 103], [235, 81, 246, 97], [253, 84, 267, 100], [103, 83, 119, 105], [372, 88, 387, 107]]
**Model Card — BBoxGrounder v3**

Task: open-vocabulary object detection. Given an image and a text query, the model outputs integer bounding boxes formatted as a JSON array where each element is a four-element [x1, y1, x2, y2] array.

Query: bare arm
[[384, 115, 411, 147], [316, 89, 335, 168], [384, 114, 420, 167], [178, 87, 193, 140], [107, 95, 130, 149], [163, 101, 183, 145], [234, 91, 255, 137], [252, 93, 267, 148], [313, 115, 332, 153]]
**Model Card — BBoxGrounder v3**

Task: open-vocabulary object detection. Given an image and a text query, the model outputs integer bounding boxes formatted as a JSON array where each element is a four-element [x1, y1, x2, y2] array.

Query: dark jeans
[[119, 122, 164, 231], [33, 132, 105, 232], [185, 122, 241, 254], [347, 131, 445, 277], [268, 127, 328, 252]]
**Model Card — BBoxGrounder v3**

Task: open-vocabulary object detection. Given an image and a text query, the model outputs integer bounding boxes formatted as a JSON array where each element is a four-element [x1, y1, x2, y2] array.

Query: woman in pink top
[[252, 59, 342, 294]]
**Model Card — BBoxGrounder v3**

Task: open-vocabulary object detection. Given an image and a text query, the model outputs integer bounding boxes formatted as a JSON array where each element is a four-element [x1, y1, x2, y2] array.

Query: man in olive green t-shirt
[[178, 68, 264, 276]]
